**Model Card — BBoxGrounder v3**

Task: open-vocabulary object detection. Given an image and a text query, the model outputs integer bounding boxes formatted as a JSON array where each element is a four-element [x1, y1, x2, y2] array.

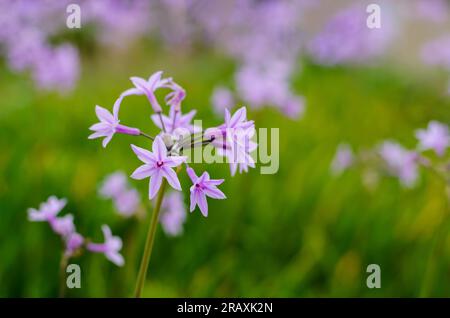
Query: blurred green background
[[1, 39, 449, 297]]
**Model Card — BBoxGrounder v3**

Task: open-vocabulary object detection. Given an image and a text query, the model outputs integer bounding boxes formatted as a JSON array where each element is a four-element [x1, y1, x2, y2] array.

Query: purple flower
[[130, 136, 187, 199], [211, 86, 234, 116], [160, 191, 187, 236], [89, 105, 140, 148], [187, 168, 226, 217], [415, 121, 449, 156], [206, 107, 257, 176], [64, 232, 84, 257], [87, 225, 124, 267], [150, 105, 199, 135], [28, 196, 67, 222], [379, 141, 419, 188], [49, 214, 75, 237], [331, 143, 354, 175], [308, 4, 394, 65], [99, 171, 128, 199], [421, 36, 450, 70], [415, 0, 449, 23], [114, 188, 141, 217], [121, 71, 171, 113], [164, 80, 186, 112]]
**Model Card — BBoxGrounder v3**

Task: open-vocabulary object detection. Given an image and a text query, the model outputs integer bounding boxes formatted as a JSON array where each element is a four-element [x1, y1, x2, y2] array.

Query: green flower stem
[[134, 179, 167, 298], [59, 254, 68, 298]]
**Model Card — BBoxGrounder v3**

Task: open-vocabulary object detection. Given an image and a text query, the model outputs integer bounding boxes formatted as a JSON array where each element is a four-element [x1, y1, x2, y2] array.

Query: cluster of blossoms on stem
[[89, 71, 257, 217], [28, 196, 124, 266], [331, 121, 450, 189]]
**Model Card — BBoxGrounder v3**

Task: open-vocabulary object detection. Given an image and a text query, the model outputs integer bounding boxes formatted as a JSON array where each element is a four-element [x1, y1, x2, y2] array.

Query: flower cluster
[[331, 121, 449, 189], [89, 71, 257, 217], [28, 196, 124, 266], [99, 171, 141, 217]]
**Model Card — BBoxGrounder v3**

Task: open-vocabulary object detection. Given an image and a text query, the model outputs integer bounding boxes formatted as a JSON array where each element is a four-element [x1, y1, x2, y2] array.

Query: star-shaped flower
[[89, 105, 140, 148], [206, 107, 257, 176], [87, 225, 124, 267], [131, 136, 187, 199], [187, 168, 226, 217], [150, 106, 200, 135], [120, 71, 170, 113]]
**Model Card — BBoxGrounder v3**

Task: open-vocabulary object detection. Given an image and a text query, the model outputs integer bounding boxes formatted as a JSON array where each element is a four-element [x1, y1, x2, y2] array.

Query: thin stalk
[[140, 132, 155, 141], [59, 254, 68, 298], [158, 112, 167, 133], [134, 179, 167, 298]]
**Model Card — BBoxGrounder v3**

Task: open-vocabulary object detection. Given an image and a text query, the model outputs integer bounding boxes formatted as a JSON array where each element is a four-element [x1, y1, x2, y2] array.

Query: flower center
[[156, 161, 164, 167]]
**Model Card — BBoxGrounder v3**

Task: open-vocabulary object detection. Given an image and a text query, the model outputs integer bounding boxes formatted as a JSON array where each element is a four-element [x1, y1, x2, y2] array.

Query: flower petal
[[229, 107, 247, 128], [186, 167, 198, 183], [162, 167, 182, 191], [152, 136, 167, 160], [164, 155, 187, 167], [149, 170, 163, 199], [131, 144, 156, 164], [203, 186, 226, 199], [196, 192, 208, 217], [131, 164, 155, 180], [95, 105, 115, 124]]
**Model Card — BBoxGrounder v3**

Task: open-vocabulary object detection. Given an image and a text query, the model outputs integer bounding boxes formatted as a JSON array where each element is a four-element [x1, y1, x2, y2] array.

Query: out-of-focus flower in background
[[160, 191, 187, 237]]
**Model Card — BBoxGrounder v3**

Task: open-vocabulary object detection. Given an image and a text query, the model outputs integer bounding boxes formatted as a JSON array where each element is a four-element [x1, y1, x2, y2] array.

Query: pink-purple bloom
[[331, 143, 354, 175], [207, 107, 257, 175], [114, 189, 141, 217], [211, 86, 234, 116], [99, 171, 141, 217], [150, 106, 199, 135], [308, 4, 394, 65], [65, 232, 84, 257], [89, 105, 140, 148], [121, 72, 171, 113], [187, 168, 226, 217], [87, 225, 124, 266], [160, 191, 187, 236], [131, 136, 187, 199], [415, 121, 449, 156], [379, 141, 420, 188], [28, 196, 67, 222], [99, 172, 129, 199]]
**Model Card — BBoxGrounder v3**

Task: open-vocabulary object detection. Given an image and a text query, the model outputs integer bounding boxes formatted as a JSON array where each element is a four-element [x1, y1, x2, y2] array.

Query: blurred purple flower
[[415, 121, 449, 156], [99, 171, 128, 199], [308, 4, 394, 65], [89, 105, 140, 148], [160, 191, 187, 236], [187, 168, 226, 217], [130, 136, 187, 199], [87, 225, 124, 267], [421, 36, 450, 70], [27, 196, 67, 222], [379, 141, 419, 188], [32, 44, 79, 93], [331, 143, 354, 175], [415, 0, 449, 23], [211, 86, 234, 116], [49, 214, 75, 237], [114, 189, 141, 217], [64, 232, 84, 257]]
